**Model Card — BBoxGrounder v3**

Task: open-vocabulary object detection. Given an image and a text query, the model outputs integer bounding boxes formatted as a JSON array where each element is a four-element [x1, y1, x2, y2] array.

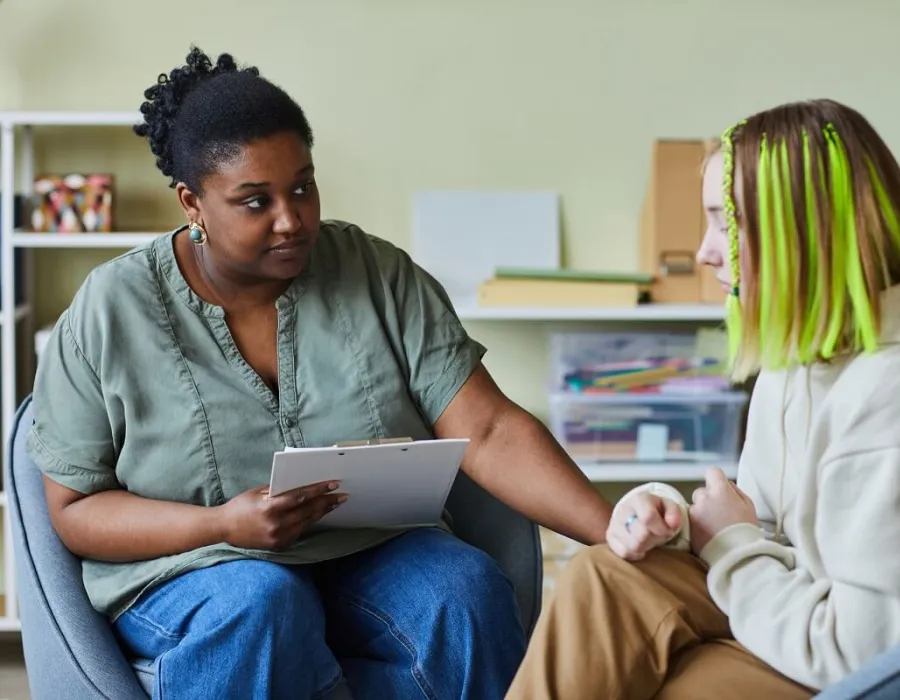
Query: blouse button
[[284, 417, 296, 428]]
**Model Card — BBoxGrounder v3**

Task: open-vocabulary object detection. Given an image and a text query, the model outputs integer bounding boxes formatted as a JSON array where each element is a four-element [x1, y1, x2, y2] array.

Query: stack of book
[[477, 267, 653, 308]]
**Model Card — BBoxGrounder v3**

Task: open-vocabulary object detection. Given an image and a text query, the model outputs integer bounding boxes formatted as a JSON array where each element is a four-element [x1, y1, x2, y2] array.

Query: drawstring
[[775, 374, 789, 542]]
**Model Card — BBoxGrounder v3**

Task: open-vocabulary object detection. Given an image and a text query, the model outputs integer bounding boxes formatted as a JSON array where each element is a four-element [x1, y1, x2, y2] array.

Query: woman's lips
[[268, 239, 307, 257]]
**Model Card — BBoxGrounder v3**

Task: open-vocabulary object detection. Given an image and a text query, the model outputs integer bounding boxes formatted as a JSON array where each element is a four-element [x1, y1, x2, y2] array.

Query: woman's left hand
[[689, 467, 758, 554]]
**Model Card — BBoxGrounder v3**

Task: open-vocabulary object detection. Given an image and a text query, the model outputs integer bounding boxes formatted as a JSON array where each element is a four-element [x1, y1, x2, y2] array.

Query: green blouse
[[26, 221, 486, 620]]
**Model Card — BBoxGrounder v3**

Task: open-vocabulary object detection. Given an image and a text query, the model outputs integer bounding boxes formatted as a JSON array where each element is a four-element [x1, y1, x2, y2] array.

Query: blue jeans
[[113, 528, 526, 699]]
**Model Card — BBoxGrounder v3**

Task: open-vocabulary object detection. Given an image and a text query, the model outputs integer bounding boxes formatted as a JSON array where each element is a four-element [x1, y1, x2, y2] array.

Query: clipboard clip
[[332, 437, 414, 448]]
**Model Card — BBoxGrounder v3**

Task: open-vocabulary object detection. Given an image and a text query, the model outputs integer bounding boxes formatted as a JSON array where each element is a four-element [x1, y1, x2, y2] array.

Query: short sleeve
[[26, 310, 119, 494], [382, 242, 486, 425]]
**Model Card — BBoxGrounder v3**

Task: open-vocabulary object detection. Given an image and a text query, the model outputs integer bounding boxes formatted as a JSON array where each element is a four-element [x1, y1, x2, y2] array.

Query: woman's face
[[177, 130, 321, 281], [697, 150, 749, 298]]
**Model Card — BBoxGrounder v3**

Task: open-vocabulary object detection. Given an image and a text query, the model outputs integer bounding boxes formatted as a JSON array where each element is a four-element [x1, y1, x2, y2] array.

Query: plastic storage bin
[[550, 331, 730, 394], [549, 391, 748, 464]]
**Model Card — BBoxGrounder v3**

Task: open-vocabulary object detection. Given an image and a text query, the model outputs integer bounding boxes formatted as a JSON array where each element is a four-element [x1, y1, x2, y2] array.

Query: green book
[[494, 266, 654, 285]]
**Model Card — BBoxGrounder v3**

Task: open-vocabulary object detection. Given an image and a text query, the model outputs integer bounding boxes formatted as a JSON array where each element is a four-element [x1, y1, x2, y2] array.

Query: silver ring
[[624, 513, 638, 533]]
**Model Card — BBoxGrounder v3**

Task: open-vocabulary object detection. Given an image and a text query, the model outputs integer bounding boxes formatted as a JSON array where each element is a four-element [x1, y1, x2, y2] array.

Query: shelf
[[0, 110, 142, 127], [454, 302, 725, 322], [0, 306, 31, 325], [0, 617, 21, 632], [578, 461, 737, 482], [12, 232, 164, 249]]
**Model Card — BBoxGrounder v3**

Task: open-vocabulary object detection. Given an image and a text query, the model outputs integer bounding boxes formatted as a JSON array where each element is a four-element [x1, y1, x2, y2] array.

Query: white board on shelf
[[411, 190, 560, 303]]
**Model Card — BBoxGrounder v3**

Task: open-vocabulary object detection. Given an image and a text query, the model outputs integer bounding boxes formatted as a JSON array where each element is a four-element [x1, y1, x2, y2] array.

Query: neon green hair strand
[[823, 126, 878, 354], [777, 141, 801, 356], [868, 160, 900, 254], [799, 131, 824, 363], [721, 121, 745, 371], [765, 139, 796, 364], [756, 138, 777, 366]]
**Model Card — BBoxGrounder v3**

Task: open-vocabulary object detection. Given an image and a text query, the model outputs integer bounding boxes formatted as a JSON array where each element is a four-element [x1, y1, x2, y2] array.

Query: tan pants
[[506, 546, 815, 700]]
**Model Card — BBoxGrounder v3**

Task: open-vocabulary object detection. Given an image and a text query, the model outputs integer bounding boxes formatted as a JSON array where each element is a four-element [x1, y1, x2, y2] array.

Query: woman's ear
[[175, 183, 201, 223]]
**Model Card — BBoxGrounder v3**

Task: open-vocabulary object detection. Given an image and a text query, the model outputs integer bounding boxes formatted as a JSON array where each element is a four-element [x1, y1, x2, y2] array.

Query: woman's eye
[[244, 196, 268, 210], [294, 181, 315, 196]]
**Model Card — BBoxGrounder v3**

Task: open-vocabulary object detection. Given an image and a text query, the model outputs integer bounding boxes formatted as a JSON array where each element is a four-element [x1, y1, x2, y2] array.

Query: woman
[[28, 47, 611, 700], [506, 99, 900, 699]]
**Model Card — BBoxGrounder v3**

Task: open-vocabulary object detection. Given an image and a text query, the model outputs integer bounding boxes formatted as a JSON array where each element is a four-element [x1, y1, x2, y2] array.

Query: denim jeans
[[113, 527, 526, 699]]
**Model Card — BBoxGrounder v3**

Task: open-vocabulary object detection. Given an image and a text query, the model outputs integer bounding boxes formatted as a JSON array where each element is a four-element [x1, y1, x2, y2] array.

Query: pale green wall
[[0, 0, 894, 433]]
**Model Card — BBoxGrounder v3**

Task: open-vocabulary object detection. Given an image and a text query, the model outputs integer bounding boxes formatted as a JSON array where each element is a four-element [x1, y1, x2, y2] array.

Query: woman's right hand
[[216, 481, 348, 551], [606, 492, 683, 561]]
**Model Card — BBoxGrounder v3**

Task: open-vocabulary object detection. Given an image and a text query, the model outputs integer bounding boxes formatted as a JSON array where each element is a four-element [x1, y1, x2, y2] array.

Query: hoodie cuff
[[699, 522, 767, 568], [612, 482, 691, 550], [611, 482, 688, 519]]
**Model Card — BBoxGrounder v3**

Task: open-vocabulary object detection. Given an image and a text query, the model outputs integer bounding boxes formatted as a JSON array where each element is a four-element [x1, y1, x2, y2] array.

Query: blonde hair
[[718, 99, 900, 380]]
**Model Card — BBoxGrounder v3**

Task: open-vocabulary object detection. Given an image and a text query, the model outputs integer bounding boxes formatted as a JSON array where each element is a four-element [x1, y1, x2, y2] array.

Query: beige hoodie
[[616, 285, 900, 691]]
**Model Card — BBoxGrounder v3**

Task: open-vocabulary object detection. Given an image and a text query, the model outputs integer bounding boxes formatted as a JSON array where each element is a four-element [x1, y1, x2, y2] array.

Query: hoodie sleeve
[[734, 459, 782, 541], [700, 446, 900, 690]]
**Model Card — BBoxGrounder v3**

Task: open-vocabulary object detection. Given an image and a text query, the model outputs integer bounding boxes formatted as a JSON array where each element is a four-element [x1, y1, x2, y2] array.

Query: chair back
[[446, 470, 543, 637], [5, 395, 149, 699]]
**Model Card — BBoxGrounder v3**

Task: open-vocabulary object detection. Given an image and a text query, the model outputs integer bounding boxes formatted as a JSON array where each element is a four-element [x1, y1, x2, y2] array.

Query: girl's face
[[697, 150, 749, 298]]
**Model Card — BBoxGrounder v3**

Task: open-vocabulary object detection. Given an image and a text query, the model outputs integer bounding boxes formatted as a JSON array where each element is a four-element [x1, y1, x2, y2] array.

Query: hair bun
[[133, 46, 312, 193], [133, 46, 245, 183]]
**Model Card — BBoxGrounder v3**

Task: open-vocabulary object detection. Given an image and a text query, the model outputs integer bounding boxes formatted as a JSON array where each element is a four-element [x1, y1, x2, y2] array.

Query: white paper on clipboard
[[268, 439, 470, 530]]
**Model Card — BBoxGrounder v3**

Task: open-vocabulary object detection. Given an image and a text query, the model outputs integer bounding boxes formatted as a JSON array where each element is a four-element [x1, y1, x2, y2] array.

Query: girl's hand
[[689, 467, 758, 554], [607, 492, 684, 561]]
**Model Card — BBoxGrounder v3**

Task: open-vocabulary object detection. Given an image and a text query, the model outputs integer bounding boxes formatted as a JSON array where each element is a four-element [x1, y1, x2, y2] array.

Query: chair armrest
[[816, 646, 900, 700]]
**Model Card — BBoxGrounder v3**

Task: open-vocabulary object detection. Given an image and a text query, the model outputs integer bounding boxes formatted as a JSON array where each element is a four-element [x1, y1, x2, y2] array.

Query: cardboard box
[[639, 140, 722, 304]]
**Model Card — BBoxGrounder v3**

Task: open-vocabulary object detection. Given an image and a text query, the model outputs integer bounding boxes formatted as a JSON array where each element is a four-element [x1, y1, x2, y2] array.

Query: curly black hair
[[134, 46, 314, 193]]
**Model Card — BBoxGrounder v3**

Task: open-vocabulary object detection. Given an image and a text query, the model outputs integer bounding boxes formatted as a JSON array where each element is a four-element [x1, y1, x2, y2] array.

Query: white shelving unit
[[0, 111, 165, 634]]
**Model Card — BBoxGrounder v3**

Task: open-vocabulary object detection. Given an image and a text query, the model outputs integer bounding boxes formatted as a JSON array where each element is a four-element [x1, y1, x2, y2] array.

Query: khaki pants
[[506, 546, 814, 700]]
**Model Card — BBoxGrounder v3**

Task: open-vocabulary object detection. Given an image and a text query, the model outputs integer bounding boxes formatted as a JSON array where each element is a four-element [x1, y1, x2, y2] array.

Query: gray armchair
[[5, 395, 543, 699]]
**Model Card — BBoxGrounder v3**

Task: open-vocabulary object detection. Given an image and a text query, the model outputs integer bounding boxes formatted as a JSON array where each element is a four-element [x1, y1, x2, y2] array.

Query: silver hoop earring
[[188, 222, 207, 245]]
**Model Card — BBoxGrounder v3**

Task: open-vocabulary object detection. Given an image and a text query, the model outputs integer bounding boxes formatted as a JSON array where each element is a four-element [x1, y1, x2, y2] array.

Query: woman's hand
[[216, 481, 348, 551], [689, 467, 757, 554], [607, 492, 684, 561]]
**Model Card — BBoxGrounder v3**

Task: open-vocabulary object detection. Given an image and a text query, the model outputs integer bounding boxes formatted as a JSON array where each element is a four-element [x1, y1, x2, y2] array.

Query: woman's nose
[[273, 203, 302, 233]]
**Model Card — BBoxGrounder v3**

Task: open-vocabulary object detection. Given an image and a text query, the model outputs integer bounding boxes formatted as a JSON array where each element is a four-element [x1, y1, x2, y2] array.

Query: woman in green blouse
[[27, 47, 610, 700]]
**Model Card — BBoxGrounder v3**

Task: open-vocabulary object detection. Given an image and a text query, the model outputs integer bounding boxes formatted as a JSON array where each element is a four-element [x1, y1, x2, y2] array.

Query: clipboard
[[268, 438, 470, 530]]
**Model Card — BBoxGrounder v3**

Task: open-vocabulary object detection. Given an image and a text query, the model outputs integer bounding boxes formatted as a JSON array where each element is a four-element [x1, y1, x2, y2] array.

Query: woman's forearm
[[463, 405, 612, 546], [54, 489, 226, 562]]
